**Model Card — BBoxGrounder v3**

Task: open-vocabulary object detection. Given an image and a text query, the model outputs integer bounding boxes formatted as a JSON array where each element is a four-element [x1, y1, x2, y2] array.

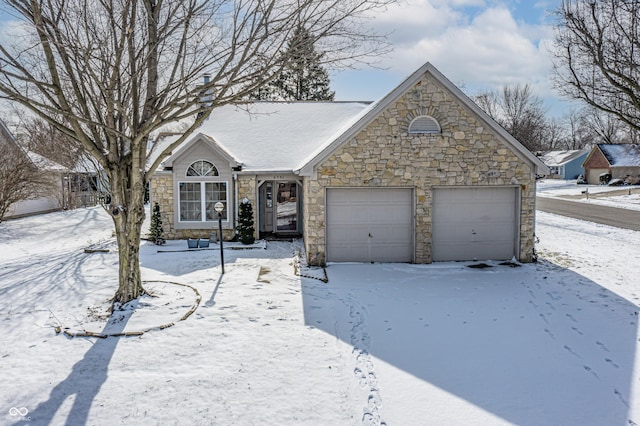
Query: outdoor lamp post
[[214, 201, 225, 274]]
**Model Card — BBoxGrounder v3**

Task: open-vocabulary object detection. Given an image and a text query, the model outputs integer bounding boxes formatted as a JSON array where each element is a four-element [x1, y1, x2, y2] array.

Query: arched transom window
[[186, 160, 219, 177], [408, 115, 441, 134]]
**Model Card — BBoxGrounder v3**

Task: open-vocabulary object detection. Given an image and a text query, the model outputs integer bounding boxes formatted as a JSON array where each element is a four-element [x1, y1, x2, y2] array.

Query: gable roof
[[160, 132, 242, 170], [540, 149, 589, 167], [597, 143, 640, 167], [296, 62, 548, 176]]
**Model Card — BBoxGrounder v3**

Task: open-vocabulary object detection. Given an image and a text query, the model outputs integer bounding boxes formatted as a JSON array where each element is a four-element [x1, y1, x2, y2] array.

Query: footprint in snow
[[596, 341, 610, 352], [539, 313, 550, 324], [571, 326, 584, 335], [368, 389, 382, 407], [546, 291, 561, 301], [565, 313, 577, 323], [615, 388, 629, 407], [362, 411, 381, 426], [583, 365, 599, 379], [544, 328, 555, 340], [605, 358, 620, 369], [564, 345, 581, 358]]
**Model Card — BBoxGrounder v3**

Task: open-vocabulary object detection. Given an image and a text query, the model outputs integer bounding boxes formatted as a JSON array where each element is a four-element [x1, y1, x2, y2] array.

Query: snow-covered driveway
[[1, 206, 639, 425]]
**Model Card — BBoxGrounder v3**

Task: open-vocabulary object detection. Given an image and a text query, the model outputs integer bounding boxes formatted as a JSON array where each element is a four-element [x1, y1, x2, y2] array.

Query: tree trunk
[[112, 210, 145, 306], [110, 166, 147, 307]]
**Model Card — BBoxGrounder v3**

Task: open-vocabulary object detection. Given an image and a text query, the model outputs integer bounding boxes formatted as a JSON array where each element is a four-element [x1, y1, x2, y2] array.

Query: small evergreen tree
[[149, 202, 165, 245], [237, 198, 256, 244]]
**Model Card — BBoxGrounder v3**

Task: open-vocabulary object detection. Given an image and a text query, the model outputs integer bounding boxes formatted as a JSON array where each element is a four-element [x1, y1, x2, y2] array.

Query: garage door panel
[[326, 188, 413, 263], [432, 187, 518, 262]]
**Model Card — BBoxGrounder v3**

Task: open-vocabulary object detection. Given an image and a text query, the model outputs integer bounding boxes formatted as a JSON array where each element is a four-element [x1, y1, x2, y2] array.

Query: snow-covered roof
[[26, 151, 67, 171], [156, 63, 550, 176], [190, 102, 371, 172], [539, 149, 588, 167], [598, 144, 640, 167]]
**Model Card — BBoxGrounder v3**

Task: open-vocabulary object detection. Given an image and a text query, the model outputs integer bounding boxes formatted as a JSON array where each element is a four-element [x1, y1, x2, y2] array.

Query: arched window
[[408, 115, 441, 134], [186, 160, 219, 177], [180, 160, 227, 222]]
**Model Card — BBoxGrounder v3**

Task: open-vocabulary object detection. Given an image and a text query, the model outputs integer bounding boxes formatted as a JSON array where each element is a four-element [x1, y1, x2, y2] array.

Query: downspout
[[233, 172, 239, 233]]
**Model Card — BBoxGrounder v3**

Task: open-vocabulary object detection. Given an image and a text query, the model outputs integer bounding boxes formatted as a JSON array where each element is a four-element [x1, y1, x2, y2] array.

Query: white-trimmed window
[[179, 160, 227, 221], [179, 182, 228, 221], [408, 115, 441, 134]]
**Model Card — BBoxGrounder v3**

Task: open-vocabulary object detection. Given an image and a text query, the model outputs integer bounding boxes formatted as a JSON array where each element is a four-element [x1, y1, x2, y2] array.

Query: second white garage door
[[326, 188, 413, 263], [432, 187, 519, 262]]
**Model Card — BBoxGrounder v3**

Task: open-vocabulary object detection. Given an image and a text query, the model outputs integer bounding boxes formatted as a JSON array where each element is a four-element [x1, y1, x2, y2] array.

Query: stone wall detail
[[304, 75, 536, 265]]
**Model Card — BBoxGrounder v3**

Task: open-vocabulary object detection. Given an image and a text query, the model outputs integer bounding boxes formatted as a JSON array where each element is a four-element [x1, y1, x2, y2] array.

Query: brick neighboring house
[[582, 144, 640, 184], [150, 62, 548, 265]]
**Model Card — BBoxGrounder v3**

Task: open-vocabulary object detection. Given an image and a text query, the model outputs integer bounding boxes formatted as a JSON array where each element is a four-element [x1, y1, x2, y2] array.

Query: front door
[[259, 181, 301, 237]]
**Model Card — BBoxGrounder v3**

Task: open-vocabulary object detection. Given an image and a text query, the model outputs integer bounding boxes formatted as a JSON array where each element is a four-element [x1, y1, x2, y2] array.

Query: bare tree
[[551, 0, 640, 132], [474, 84, 549, 152], [583, 108, 627, 144], [17, 114, 84, 169], [544, 117, 567, 151], [0, 122, 54, 222], [0, 0, 393, 306]]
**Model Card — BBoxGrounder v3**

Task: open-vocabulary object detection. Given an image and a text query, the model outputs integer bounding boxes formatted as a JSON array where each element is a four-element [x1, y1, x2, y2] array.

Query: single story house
[[1, 120, 105, 220], [1, 119, 64, 219], [582, 143, 640, 184], [539, 149, 589, 180], [150, 62, 548, 266]]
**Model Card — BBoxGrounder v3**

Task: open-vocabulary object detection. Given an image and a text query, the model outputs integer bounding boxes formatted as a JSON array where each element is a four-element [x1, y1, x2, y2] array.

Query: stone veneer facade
[[303, 75, 536, 266], [151, 173, 260, 241]]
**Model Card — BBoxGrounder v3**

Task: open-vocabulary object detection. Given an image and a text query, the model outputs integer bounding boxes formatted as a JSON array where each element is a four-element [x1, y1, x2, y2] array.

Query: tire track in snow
[[346, 294, 385, 426]]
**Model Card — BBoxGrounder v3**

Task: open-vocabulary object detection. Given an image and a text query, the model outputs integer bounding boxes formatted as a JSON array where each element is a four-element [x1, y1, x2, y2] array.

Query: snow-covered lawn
[[1, 206, 639, 425], [537, 178, 640, 211]]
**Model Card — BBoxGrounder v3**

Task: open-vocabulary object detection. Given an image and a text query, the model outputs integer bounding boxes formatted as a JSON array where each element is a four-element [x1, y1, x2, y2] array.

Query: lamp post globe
[[214, 202, 225, 274], [214, 201, 224, 215]]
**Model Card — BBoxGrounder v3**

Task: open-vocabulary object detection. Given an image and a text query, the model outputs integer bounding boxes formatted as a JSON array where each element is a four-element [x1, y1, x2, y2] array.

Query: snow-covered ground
[[1, 204, 639, 425], [537, 178, 640, 211]]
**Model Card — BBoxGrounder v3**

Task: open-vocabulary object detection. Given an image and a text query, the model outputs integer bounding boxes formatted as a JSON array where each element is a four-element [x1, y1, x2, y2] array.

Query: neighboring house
[[1, 119, 103, 219], [539, 149, 589, 180], [1, 120, 64, 219], [582, 144, 640, 184], [150, 62, 548, 265], [63, 155, 107, 209]]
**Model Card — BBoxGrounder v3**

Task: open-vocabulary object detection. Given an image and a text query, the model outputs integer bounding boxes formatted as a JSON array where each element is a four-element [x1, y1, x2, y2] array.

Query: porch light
[[214, 202, 225, 274]]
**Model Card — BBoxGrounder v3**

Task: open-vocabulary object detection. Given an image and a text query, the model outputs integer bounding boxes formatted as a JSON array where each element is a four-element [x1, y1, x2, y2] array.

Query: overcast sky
[[331, 0, 569, 115]]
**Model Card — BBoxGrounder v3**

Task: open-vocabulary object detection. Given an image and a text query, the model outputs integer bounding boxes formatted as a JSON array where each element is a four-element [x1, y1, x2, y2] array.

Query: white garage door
[[326, 188, 413, 263], [432, 187, 518, 262], [587, 168, 609, 185]]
